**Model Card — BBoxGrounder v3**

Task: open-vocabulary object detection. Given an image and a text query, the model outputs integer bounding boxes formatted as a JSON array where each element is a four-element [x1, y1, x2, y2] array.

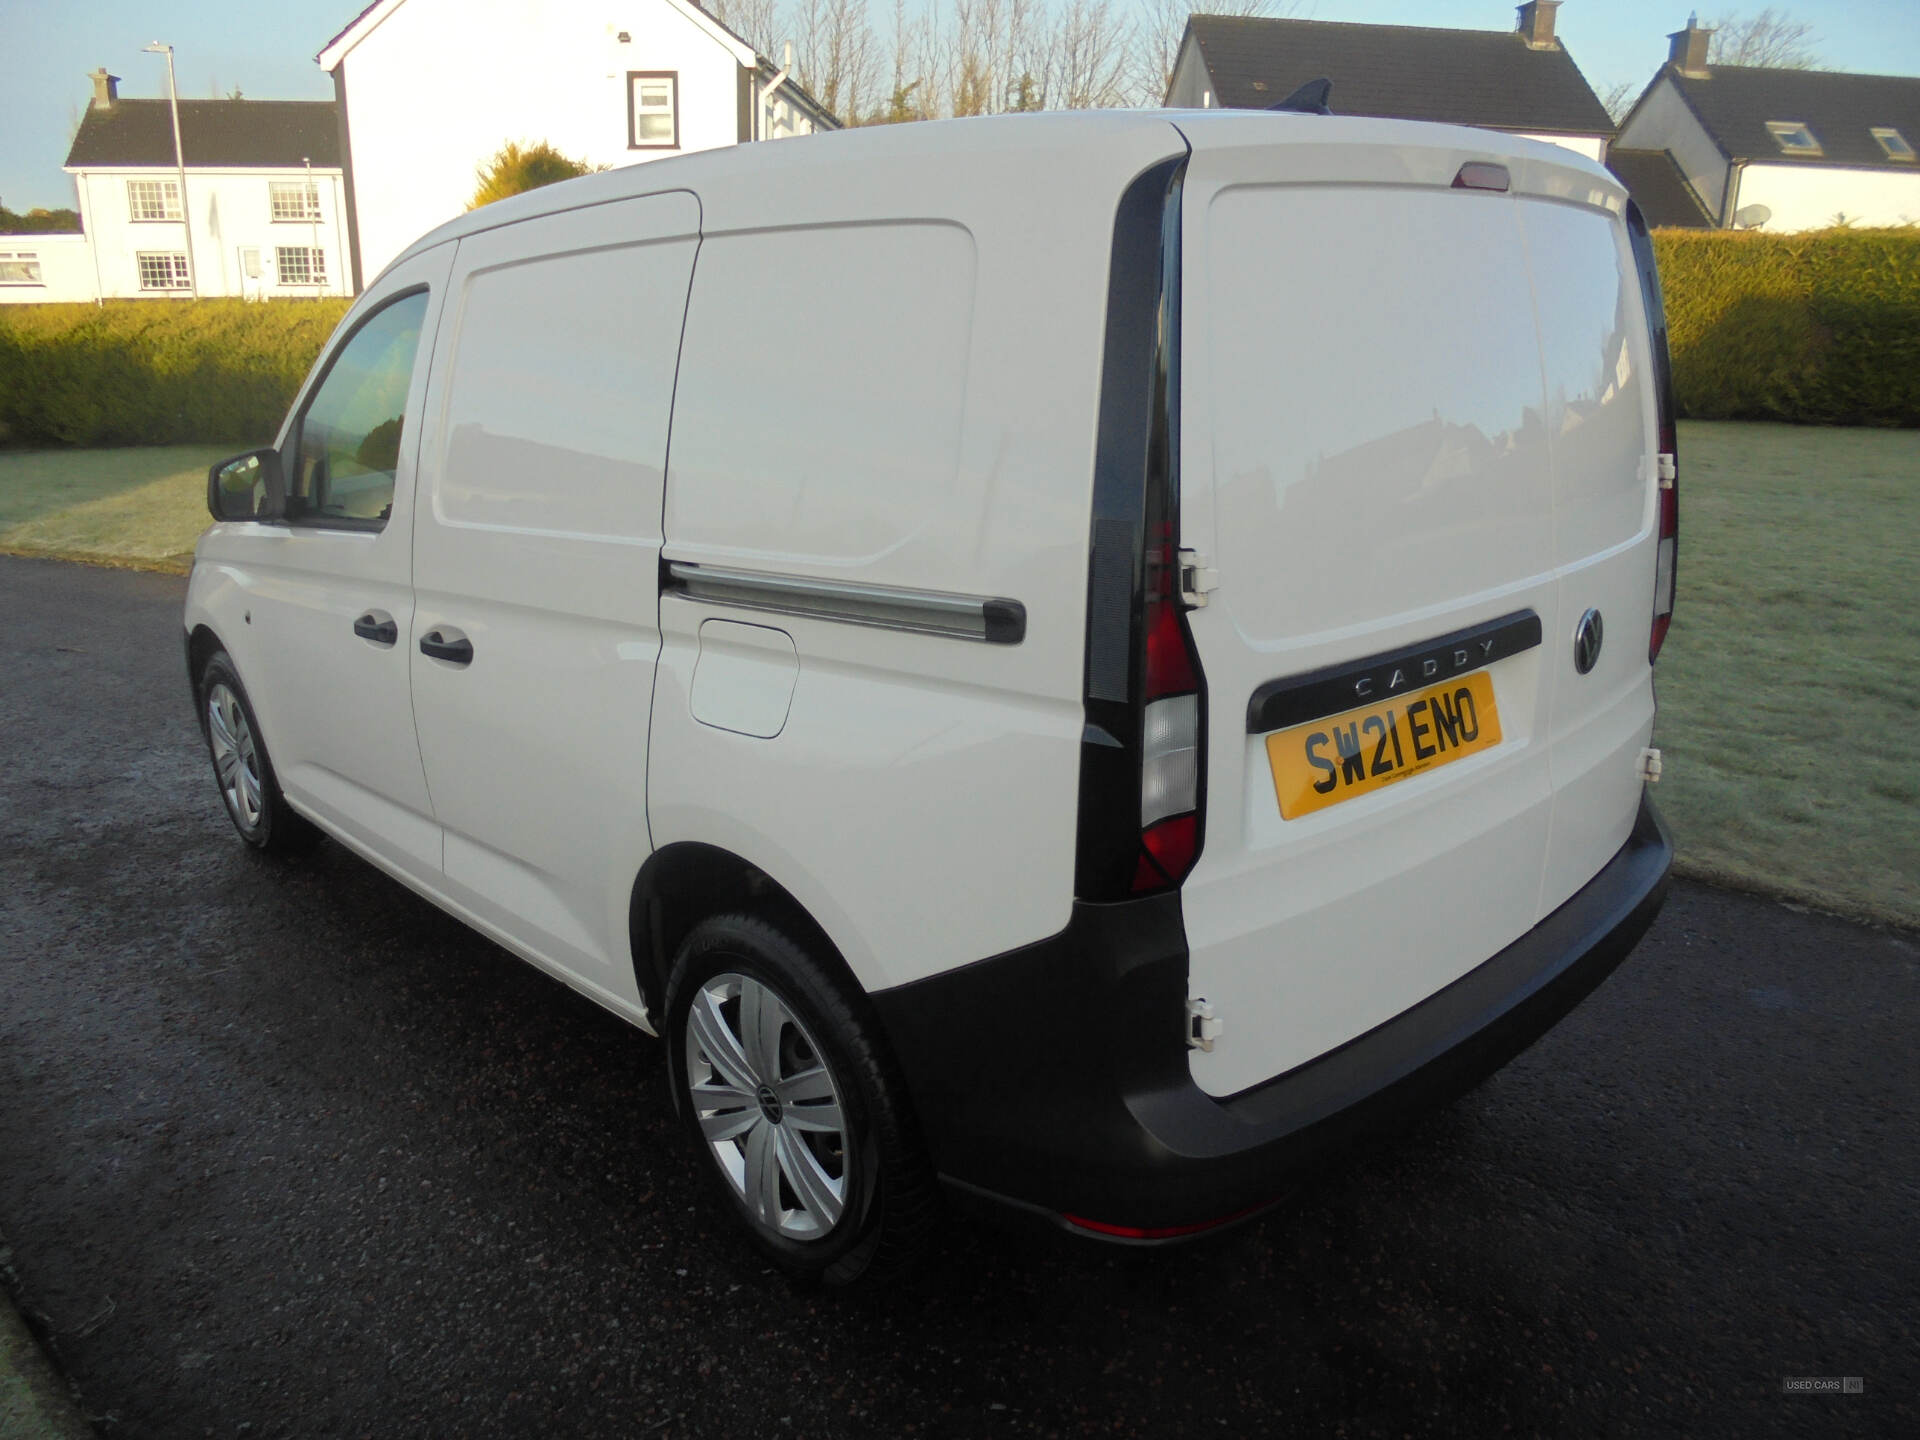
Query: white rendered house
[[46, 69, 351, 302], [0, 235, 97, 306], [1617, 18, 1920, 230], [318, 0, 841, 288]]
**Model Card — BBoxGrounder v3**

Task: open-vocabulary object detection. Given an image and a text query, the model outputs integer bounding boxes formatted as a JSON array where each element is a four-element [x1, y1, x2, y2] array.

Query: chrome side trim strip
[[664, 562, 1027, 645]]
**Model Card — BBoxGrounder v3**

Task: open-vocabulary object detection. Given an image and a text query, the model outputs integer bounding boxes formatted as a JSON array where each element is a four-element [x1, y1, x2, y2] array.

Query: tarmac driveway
[[0, 555, 1912, 1438]]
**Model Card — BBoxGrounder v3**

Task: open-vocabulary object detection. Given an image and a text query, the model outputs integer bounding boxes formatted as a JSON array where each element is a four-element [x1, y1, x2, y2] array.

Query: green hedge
[[0, 298, 350, 447], [4, 230, 1916, 445], [1652, 227, 1920, 427]]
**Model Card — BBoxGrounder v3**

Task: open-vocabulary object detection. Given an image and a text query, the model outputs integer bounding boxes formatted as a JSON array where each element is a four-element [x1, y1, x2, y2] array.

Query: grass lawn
[[0, 444, 228, 572], [1658, 420, 1919, 929], [1, 425, 1914, 927]]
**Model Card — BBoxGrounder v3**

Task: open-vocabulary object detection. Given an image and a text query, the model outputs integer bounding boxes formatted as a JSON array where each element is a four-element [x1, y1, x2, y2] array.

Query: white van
[[187, 110, 1677, 1283]]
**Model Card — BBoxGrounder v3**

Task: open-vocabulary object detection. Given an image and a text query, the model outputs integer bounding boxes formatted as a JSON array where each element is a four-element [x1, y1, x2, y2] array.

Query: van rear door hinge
[[1186, 997, 1223, 1052], [1638, 746, 1664, 783], [1178, 549, 1219, 608]]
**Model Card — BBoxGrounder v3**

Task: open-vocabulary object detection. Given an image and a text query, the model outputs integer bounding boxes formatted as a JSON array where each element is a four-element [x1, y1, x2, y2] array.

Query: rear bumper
[[871, 791, 1672, 1239]]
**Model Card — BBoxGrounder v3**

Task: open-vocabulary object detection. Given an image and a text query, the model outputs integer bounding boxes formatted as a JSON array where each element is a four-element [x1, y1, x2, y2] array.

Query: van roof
[[383, 109, 1620, 282]]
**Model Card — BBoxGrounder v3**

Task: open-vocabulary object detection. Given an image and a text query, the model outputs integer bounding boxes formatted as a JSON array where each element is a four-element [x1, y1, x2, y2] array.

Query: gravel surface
[[1, 554, 1913, 1439]]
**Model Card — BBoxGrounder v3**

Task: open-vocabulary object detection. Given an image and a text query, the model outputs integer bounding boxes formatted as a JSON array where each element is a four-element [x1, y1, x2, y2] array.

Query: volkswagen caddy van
[[187, 109, 1676, 1284]]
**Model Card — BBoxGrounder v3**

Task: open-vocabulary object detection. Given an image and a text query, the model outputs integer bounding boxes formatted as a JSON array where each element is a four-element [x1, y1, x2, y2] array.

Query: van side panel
[[409, 192, 699, 999], [652, 125, 1189, 992], [664, 223, 976, 569]]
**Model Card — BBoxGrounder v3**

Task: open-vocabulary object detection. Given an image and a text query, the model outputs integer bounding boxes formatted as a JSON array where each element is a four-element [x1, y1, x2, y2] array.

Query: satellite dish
[[1733, 204, 1772, 229]]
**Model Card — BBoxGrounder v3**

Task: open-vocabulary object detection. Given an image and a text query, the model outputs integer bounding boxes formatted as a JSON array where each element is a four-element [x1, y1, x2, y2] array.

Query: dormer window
[[1766, 121, 1823, 156], [1871, 127, 1916, 162]]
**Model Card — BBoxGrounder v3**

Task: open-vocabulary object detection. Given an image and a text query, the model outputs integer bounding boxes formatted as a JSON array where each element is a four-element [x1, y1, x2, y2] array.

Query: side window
[[291, 290, 429, 527]]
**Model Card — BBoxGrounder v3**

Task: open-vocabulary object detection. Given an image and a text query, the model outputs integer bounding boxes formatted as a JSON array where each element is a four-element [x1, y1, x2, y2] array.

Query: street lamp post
[[305, 155, 320, 292], [142, 42, 199, 299]]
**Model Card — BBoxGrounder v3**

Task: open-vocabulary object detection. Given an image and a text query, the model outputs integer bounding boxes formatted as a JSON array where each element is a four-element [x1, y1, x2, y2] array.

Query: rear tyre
[[665, 914, 935, 1286], [196, 651, 318, 855]]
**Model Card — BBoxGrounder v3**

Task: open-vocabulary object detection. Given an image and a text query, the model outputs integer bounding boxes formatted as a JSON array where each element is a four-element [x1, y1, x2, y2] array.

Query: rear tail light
[[1651, 437, 1677, 661], [1627, 200, 1678, 665], [1133, 534, 1203, 893], [1074, 153, 1205, 902]]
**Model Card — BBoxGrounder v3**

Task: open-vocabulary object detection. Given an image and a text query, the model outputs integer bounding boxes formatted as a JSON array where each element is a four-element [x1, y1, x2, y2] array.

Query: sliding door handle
[[419, 630, 473, 666], [352, 611, 398, 646]]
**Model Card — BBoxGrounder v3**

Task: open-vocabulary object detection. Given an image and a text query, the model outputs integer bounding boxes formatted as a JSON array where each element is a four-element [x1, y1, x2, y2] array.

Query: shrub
[[4, 227, 1914, 448], [1652, 227, 1920, 427], [469, 140, 598, 210], [0, 298, 350, 447]]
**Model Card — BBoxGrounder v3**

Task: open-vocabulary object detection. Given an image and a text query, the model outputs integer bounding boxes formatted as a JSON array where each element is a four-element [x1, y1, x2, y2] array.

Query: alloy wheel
[[683, 972, 852, 1242], [206, 682, 263, 831]]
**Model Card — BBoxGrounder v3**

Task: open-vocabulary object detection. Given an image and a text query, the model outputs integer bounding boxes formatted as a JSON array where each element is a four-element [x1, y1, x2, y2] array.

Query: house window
[[1765, 121, 1823, 156], [628, 71, 678, 149], [136, 252, 191, 290], [1871, 127, 1916, 162], [0, 251, 44, 285], [269, 179, 323, 221], [275, 246, 327, 287], [127, 178, 182, 221]]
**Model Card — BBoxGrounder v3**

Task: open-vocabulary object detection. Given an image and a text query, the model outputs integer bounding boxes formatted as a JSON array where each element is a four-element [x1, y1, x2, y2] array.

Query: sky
[[4, 0, 1918, 212]]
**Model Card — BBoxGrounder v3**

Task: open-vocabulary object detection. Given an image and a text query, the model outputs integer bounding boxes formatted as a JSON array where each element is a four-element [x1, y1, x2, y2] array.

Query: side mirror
[[208, 448, 286, 522]]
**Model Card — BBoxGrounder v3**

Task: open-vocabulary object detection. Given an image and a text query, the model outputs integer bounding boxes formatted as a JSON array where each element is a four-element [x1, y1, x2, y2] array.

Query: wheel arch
[[628, 841, 868, 1026], [185, 623, 228, 719]]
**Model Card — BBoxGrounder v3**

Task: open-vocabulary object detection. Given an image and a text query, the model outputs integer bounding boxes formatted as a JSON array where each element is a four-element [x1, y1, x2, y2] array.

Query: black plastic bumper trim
[[871, 792, 1672, 1235]]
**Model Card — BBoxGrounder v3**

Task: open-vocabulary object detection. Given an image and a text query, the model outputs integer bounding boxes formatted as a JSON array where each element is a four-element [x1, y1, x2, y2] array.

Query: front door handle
[[419, 629, 474, 666], [352, 611, 398, 646]]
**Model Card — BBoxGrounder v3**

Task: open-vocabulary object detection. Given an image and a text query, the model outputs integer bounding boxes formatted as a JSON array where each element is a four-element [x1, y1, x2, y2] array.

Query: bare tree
[[792, 0, 881, 123], [1704, 8, 1821, 68], [706, 0, 782, 57], [1043, 0, 1134, 111], [814, 0, 1157, 123], [1133, 0, 1302, 108], [868, 0, 931, 122], [943, 0, 1012, 116], [1597, 79, 1638, 125]]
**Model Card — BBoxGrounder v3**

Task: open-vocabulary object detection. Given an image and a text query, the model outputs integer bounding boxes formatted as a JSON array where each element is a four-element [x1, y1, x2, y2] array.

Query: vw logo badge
[[1573, 608, 1604, 674]]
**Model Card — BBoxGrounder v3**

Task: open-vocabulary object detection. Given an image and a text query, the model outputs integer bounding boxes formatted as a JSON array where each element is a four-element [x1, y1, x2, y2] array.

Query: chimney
[[89, 67, 120, 110], [1516, 2, 1561, 50], [1668, 13, 1713, 77]]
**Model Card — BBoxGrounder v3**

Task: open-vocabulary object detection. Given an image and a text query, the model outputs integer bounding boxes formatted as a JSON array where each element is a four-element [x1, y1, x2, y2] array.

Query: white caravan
[[186, 109, 1678, 1283]]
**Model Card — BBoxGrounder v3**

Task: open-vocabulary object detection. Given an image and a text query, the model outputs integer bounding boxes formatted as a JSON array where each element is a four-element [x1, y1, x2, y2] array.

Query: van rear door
[[1170, 118, 1659, 1098]]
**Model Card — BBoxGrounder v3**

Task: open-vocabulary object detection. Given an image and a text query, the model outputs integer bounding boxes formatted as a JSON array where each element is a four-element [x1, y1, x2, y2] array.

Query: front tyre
[[196, 650, 317, 855], [665, 914, 934, 1286]]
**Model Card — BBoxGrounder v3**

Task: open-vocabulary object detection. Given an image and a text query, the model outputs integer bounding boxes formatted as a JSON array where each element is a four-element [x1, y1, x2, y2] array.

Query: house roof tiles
[[1665, 65, 1920, 169], [1183, 15, 1614, 136], [65, 99, 340, 170]]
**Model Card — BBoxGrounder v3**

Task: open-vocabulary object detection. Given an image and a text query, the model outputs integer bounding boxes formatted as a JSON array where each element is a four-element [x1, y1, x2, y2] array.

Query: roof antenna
[[1270, 77, 1333, 115]]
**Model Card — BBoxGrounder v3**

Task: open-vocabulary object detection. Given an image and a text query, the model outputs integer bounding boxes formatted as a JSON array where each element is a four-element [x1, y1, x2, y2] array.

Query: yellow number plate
[[1266, 670, 1503, 820]]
